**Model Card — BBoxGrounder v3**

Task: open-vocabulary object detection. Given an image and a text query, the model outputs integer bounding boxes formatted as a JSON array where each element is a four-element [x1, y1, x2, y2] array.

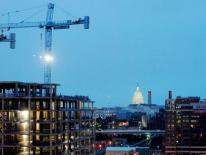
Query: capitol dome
[[132, 86, 144, 104]]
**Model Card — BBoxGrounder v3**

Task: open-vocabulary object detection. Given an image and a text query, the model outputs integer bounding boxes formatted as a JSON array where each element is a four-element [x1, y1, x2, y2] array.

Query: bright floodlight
[[43, 53, 54, 63], [21, 110, 29, 120]]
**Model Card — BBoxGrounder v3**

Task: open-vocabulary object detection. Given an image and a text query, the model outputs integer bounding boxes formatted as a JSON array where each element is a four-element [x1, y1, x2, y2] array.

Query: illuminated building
[[132, 86, 144, 105], [165, 92, 206, 155], [0, 81, 95, 155], [94, 87, 162, 130]]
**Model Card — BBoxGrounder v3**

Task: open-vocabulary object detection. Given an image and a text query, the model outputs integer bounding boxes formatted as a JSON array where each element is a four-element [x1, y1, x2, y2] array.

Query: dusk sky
[[1, 0, 206, 107]]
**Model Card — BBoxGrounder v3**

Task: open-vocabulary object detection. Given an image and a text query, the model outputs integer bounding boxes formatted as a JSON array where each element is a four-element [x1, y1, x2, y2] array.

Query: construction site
[[0, 82, 95, 155], [0, 3, 95, 155]]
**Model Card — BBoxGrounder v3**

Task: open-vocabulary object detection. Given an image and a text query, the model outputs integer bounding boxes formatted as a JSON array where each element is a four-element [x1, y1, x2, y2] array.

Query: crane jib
[[0, 3, 89, 84]]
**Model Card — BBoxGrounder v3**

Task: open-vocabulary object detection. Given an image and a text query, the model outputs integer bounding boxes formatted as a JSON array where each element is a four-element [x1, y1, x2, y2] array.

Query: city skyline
[[1, 0, 206, 107]]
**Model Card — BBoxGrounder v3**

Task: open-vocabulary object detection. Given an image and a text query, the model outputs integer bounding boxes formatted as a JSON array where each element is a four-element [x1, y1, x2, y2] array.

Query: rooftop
[[0, 81, 92, 102], [0, 81, 59, 86], [106, 146, 149, 151]]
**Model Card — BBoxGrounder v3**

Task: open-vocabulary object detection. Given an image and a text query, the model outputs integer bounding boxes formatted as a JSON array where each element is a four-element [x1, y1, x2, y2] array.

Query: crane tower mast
[[44, 3, 54, 84], [0, 3, 89, 83]]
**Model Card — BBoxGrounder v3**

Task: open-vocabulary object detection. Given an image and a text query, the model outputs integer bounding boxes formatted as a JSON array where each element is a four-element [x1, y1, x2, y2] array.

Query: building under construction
[[0, 81, 95, 155]]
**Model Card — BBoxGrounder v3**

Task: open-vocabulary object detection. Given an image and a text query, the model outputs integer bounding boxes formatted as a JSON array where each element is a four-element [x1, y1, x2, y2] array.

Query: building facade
[[0, 81, 95, 155], [165, 93, 206, 155]]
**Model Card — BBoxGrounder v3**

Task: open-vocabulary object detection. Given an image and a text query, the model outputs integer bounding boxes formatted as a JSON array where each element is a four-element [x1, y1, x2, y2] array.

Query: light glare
[[22, 122, 28, 130], [43, 54, 54, 63], [21, 110, 29, 120]]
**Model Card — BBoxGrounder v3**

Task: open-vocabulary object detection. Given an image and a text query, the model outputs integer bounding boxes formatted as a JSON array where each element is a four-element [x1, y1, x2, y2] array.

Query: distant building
[[129, 88, 161, 116], [0, 81, 95, 155], [105, 147, 137, 155], [94, 86, 162, 130], [93, 107, 120, 119], [115, 109, 132, 120], [105, 146, 162, 155], [132, 86, 144, 104], [129, 112, 147, 128], [127, 104, 160, 116], [147, 108, 165, 130], [165, 92, 206, 154]]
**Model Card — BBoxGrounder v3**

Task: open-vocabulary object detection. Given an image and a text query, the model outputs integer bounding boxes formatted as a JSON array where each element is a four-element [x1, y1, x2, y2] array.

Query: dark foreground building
[[0, 81, 95, 155], [165, 92, 206, 155]]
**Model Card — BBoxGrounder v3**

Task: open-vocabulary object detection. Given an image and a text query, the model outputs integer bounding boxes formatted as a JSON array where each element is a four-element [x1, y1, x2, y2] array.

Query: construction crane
[[0, 3, 89, 83]]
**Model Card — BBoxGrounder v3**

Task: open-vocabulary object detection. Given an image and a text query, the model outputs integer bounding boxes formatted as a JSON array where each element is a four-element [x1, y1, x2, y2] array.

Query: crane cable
[[55, 4, 77, 20], [19, 8, 45, 23], [0, 4, 46, 17], [0, 3, 78, 23], [0, 4, 47, 25]]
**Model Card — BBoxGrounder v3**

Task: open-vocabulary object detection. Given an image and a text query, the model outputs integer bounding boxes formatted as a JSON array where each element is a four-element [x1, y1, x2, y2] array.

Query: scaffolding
[[0, 81, 95, 155]]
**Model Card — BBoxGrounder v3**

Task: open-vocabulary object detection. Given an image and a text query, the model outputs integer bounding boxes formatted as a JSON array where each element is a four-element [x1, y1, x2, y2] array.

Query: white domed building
[[128, 85, 160, 116], [132, 86, 144, 104], [128, 86, 145, 111]]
